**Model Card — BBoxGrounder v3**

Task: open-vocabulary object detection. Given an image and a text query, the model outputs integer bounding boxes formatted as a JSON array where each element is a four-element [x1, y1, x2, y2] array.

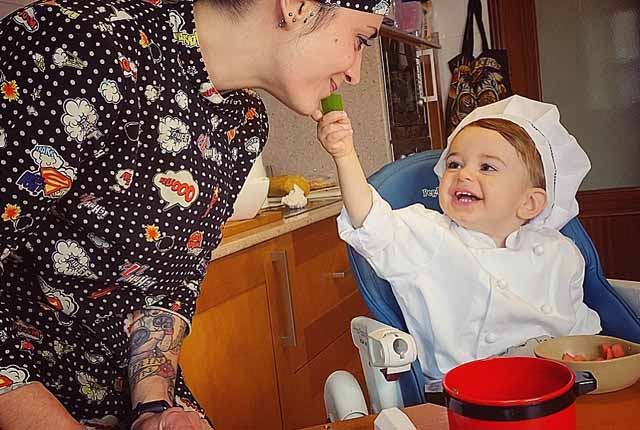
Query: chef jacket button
[[496, 279, 508, 289], [541, 304, 552, 314], [533, 244, 544, 256], [485, 333, 497, 344]]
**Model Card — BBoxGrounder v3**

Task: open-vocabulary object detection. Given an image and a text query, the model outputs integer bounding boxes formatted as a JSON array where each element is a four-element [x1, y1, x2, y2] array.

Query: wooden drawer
[[195, 240, 271, 314]]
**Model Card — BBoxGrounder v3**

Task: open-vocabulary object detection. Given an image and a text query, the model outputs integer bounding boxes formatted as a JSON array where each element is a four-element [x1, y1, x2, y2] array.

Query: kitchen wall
[[260, 39, 392, 179], [430, 0, 492, 113], [0, 0, 25, 17]]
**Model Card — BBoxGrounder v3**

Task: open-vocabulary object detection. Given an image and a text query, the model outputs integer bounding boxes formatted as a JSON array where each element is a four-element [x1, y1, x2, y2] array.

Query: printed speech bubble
[[153, 170, 199, 211]]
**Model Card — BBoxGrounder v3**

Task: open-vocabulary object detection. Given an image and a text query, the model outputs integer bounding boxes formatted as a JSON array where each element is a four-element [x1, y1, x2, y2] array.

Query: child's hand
[[312, 110, 355, 160]]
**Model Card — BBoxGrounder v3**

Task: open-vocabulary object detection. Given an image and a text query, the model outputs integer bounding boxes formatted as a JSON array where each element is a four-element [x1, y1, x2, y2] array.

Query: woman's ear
[[278, 0, 305, 29], [517, 187, 547, 221]]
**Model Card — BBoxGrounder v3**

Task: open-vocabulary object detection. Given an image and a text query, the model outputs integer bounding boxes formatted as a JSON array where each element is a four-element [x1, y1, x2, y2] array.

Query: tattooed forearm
[[127, 309, 187, 403]]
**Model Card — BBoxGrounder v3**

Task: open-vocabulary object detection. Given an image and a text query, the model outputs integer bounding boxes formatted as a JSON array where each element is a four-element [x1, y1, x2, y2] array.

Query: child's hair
[[469, 119, 546, 189]]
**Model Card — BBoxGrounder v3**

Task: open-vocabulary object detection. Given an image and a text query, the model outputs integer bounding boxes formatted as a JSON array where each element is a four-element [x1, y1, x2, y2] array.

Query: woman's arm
[[127, 309, 187, 408], [0, 383, 85, 430]]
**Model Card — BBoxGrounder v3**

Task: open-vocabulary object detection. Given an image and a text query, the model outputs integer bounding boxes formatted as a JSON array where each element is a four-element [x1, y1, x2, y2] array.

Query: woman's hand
[[132, 407, 213, 430], [313, 110, 355, 160]]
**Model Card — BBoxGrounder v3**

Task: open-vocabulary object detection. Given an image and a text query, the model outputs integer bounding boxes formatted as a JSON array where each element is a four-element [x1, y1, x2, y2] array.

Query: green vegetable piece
[[321, 93, 344, 113]]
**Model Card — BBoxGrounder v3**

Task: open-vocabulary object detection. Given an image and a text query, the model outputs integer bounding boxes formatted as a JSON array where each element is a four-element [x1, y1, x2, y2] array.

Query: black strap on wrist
[[130, 400, 171, 428]]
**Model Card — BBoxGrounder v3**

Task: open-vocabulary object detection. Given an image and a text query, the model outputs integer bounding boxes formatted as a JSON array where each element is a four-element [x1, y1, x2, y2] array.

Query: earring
[[288, 12, 293, 16], [277, 17, 285, 28], [292, 17, 297, 22]]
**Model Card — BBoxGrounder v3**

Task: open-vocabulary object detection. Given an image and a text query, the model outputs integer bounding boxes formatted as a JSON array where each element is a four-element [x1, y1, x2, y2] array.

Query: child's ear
[[517, 187, 547, 221]]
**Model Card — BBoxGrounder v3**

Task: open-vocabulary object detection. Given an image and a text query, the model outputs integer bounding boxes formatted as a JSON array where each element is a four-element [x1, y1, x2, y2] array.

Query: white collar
[[447, 218, 529, 250]]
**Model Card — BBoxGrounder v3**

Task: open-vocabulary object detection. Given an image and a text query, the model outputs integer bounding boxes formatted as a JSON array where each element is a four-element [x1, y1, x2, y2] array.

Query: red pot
[[443, 357, 596, 430]]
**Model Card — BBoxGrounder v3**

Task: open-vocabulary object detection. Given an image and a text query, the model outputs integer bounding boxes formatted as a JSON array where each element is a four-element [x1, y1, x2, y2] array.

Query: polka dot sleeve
[[0, 5, 126, 254]]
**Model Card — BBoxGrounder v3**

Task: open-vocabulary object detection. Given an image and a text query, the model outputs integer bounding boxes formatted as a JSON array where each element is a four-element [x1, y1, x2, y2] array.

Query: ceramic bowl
[[534, 335, 640, 394]]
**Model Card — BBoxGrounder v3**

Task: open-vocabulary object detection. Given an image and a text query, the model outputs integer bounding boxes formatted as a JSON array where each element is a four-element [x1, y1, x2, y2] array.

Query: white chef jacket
[[338, 187, 601, 379]]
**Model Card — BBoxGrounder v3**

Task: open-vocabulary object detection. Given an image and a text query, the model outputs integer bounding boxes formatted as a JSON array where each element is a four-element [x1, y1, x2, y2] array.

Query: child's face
[[438, 126, 546, 245]]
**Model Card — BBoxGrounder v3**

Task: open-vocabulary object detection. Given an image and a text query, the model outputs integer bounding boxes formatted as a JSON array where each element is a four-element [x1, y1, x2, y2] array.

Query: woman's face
[[273, 6, 383, 115]]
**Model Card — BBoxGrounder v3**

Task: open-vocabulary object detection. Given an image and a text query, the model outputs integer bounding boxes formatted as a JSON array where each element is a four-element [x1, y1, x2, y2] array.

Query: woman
[[0, 0, 387, 429]]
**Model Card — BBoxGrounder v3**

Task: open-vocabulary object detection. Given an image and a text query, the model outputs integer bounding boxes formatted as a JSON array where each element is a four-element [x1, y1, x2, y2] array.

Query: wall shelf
[[380, 24, 441, 49]]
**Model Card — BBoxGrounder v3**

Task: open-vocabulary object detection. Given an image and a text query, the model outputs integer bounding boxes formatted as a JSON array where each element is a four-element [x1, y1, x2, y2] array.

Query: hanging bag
[[445, 0, 513, 135]]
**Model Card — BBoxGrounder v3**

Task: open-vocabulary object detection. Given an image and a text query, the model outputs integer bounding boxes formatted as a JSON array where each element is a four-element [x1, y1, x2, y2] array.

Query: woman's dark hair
[[200, 0, 336, 33]]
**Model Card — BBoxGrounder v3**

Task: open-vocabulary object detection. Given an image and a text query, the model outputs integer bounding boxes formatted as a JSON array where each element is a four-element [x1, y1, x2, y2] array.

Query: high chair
[[323, 150, 640, 422]]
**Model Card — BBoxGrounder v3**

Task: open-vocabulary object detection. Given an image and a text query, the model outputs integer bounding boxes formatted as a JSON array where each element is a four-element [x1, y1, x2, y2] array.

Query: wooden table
[[300, 380, 640, 430]]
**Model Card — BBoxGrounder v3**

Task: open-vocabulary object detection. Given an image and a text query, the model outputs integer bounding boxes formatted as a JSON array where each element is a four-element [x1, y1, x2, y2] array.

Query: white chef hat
[[434, 95, 591, 230]]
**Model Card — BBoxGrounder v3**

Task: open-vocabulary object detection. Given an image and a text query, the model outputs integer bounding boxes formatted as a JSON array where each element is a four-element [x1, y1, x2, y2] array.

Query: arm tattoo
[[127, 309, 187, 390]]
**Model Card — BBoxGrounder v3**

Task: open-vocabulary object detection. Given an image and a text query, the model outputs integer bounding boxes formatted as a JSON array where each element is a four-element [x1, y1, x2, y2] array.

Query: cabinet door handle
[[271, 250, 297, 348], [323, 267, 353, 279]]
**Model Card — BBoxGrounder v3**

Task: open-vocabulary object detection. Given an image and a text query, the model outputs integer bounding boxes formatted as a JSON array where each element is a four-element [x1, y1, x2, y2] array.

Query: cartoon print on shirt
[[186, 231, 203, 256], [99, 79, 122, 104], [0, 72, 19, 102], [39, 277, 80, 325], [199, 81, 224, 104], [61, 97, 101, 142], [153, 170, 200, 210], [53, 47, 88, 69], [2, 203, 20, 223], [168, 10, 197, 48], [139, 30, 163, 63], [39, 1, 82, 20], [118, 260, 157, 291], [144, 84, 164, 102], [174, 90, 189, 110], [106, 5, 133, 22], [77, 371, 108, 402], [53, 339, 75, 356], [16, 144, 76, 198], [111, 168, 134, 193], [0, 365, 30, 395], [87, 232, 112, 250], [118, 53, 138, 81], [210, 114, 222, 131], [144, 225, 160, 242], [201, 185, 220, 219], [245, 136, 260, 154], [32, 53, 45, 72], [158, 116, 190, 154], [196, 134, 222, 164], [38, 349, 56, 365], [13, 7, 38, 32], [78, 194, 109, 220], [52, 239, 98, 280]]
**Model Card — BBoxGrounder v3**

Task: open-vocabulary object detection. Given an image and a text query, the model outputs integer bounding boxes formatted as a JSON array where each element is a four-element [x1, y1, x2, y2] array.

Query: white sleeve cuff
[[337, 186, 395, 259]]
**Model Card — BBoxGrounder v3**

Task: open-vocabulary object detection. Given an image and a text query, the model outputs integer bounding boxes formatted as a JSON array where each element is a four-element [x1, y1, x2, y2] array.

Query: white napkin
[[374, 407, 416, 430]]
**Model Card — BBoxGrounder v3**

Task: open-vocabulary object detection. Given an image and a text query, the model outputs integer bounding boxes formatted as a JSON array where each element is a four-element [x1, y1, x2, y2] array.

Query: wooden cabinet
[[180, 217, 368, 430]]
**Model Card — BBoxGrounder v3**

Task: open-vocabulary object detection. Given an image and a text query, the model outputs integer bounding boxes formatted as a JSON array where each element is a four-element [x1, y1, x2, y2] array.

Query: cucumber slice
[[321, 93, 344, 113]]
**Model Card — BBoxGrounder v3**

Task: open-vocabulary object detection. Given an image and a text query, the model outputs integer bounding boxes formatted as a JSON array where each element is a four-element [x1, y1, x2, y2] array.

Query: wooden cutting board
[[221, 210, 283, 237]]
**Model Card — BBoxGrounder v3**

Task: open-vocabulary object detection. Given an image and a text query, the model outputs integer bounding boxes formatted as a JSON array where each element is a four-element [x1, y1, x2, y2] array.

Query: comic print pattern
[[0, 0, 268, 425]]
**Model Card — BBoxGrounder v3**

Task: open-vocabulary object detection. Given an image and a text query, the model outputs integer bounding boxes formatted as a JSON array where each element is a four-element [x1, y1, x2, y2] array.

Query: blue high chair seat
[[347, 149, 640, 407]]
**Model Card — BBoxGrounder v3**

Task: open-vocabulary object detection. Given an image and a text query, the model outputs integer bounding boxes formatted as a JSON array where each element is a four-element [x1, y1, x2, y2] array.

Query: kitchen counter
[[212, 199, 343, 260]]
